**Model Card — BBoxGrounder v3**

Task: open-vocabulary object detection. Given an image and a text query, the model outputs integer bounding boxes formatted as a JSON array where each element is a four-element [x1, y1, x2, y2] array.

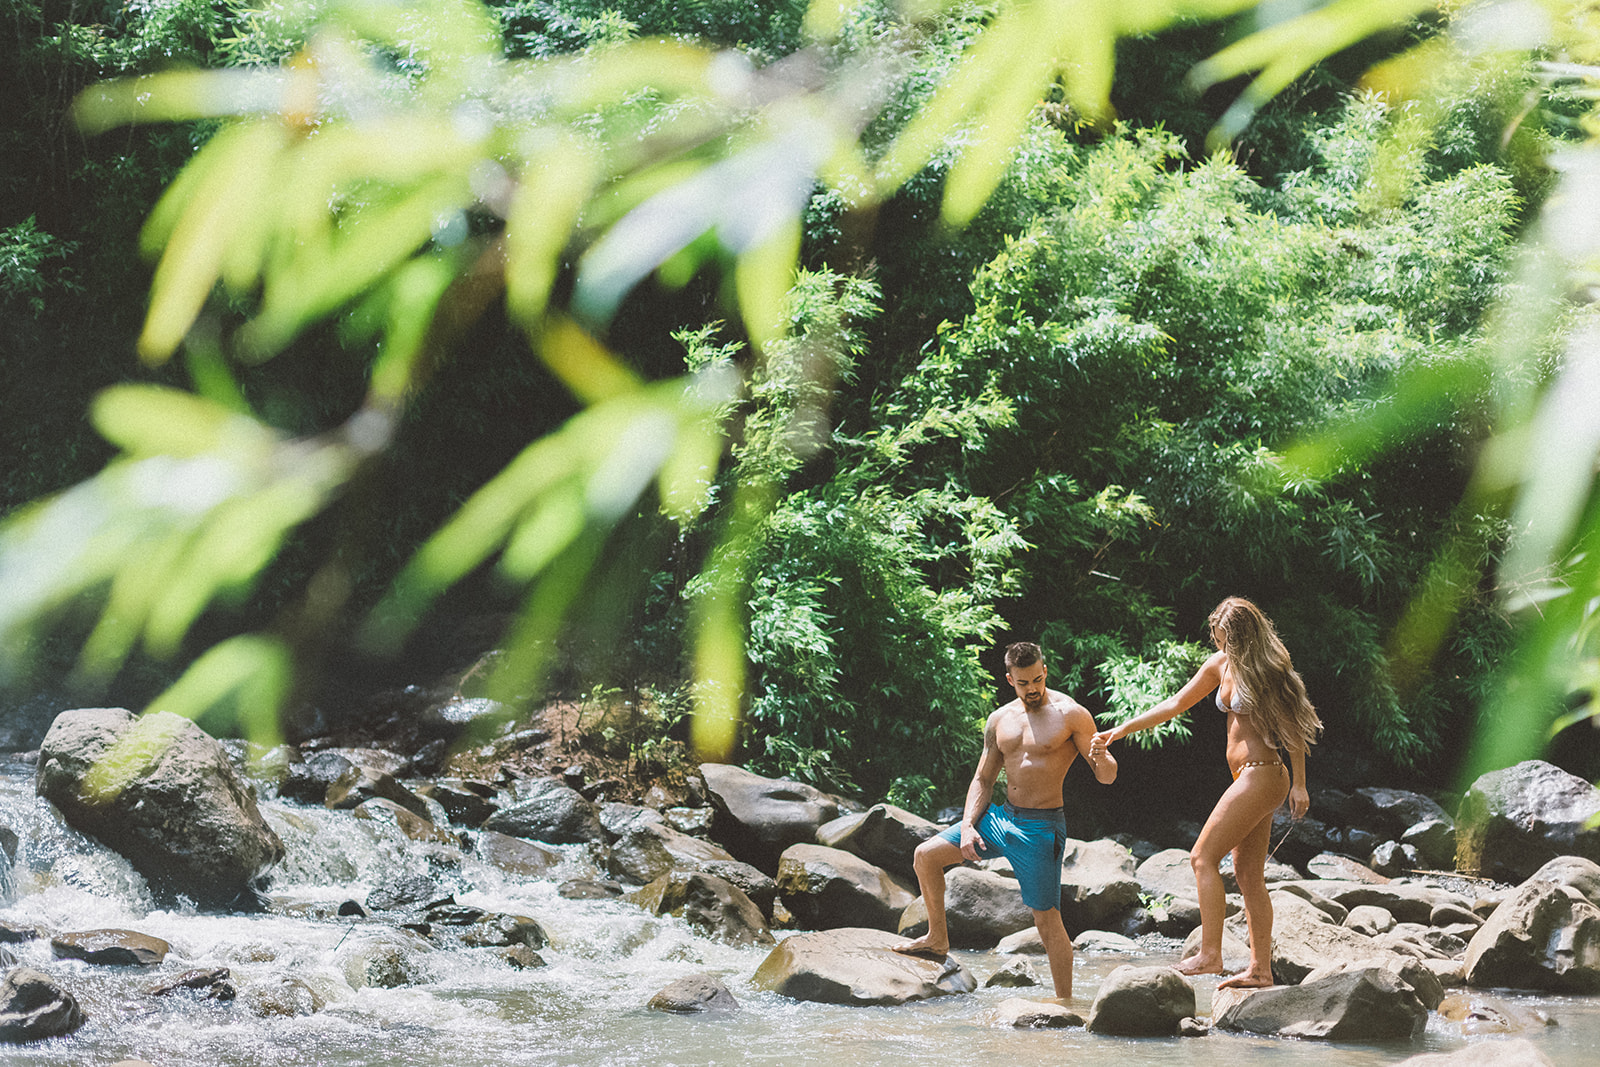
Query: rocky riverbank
[[4, 698, 1600, 1064]]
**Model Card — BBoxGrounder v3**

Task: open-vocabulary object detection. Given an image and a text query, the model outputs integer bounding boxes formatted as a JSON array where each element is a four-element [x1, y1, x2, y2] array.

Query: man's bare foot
[[891, 936, 948, 960], [1217, 968, 1274, 990], [1172, 953, 1225, 977]]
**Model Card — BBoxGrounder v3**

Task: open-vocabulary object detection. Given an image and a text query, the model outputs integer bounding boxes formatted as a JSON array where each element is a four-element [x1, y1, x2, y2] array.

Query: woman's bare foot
[[1173, 953, 1225, 977], [891, 936, 948, 960], [1217, 968, 1274, 989]]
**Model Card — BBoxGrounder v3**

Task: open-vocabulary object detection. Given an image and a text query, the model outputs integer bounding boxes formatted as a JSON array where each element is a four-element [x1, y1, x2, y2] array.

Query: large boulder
[[1220, 890, 1416, 985], [1349, 787, 1453, 839], [1084, 965, 1194, 1036], [1060, 838, 1142, 932], [0, 968, 85, 1043], [698, 764, 839, 874], [776, 844, 916, 932], [897, 867, 1035, 948], [751, 927, 975, 1005], [1212, 966, 1429, 1040], [606, 823, 739, 886], [1521, 855, 1600, 909], [631, 871, 774, 946], [35, 708, 284, 907], [815, 804, 940, 882], [1455, 760, 1600, 882], [1463, 880, 1600, 992], [480, 778, 603, 846]]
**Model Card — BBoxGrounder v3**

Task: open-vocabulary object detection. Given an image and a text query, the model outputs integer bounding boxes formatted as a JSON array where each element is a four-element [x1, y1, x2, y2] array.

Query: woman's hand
[[1288, 784, 1310, 819]]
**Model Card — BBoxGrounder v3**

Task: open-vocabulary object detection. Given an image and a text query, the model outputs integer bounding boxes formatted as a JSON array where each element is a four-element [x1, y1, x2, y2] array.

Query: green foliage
[[1097, 640, 1212, 748], [0, 217, 77, 315]]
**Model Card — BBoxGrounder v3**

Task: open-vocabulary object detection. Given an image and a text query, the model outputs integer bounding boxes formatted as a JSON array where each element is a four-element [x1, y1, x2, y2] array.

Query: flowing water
[[1, 751, 1596, 1067]]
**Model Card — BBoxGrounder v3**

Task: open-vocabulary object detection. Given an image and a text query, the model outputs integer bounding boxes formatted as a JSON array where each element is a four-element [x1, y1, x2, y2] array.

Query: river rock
[[1212, 966, 1428, 1040], [647, 973, 739, 1013], [776, 843, 916, 932], [35, 708, 285, 907], [1345, 904, 1396, 936], [1370, 841, 1422, 878], [336, 928, 434, 988], [983, 997, 1083, 1028], [1522, 855, 1600, 908], [1135, 848, 1196, 900], [815, 804, 940, 882], [279, 750, 355, 805], [1456, 759, 1600, 882], [1266, 810, 1329, 869], [1274, 882, 1350, 923], [1402, 818, 1457, 870], [1278, 878, 1472, 926], [146, 967, 235, 1000], [606, 822, 739, 885], [984, 958, 1040, 987], [52, 929, 170, 966], [1438, 992, 1559, 1035], [698, 764, 840, 874], [897, 866, 1034, 947], [1463, 879, 1600, 992], [456, 913, 549, 950], [353, 798, 459, 846], [0, 967, 85, 1043], [632, 871, 774, 946], [1060, 838, 1141, 931], [1085, 965, 1194, 1036], [1349, 786, 1453, 839], [240, 974, 328, 1017], [1300, 954, 1447, 1011], [699, 859, 778, 920], [751, 927, 975, 1005], [475, 830, 564, 878], [1221, 890, 1411, 984], [481, 778, 603, 845], [1393, 1036, 1554, 1066], [1306, 852, 1389, 883], [414, 779, 499, 826]]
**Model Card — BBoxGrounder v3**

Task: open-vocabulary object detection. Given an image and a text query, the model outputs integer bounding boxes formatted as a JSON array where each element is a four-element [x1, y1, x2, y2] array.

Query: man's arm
[[959, 712, 1004, 860], [1070, 707, 1117, 784]]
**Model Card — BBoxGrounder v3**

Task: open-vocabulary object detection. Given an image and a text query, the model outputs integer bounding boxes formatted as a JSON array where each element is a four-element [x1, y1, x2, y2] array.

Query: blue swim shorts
[[936, 802, 1067, 912]]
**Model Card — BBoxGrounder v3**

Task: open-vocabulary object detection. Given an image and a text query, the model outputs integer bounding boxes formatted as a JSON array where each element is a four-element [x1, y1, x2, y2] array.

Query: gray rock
[[1061, 838, 1142, 930], [815, 804, 940, 882], [984, 997, 1082, 1028], [475, 830, 563, 878], [279, 750, 354, 805], [1370, 841, 1422, 878], [777, 843, 916, 933], [897, 867, 1034, 948], [352, 798, 459, 846], [1300, 954, 1447, 1011], [699, 859, 778, 920], [35, 708, 284, 907], [1073, 929, 1141, 953], [1393, 1036, 1553, 1066], [0, 967, 86, 1043], [1402, 818, 1457, 870], [1521, 855, 1600, 909], [1345, 904, 1396, 936], [1135, 848, 1196, 900], [751, 927, 976, 1005], [698, 764, 840, 874], [632, 871, 774, 947], [1463, 879, 1600, 992], [1085, 965, 1195, 1036], [1306, 852, 1389, 883], [52, 929, 169, 966], [1456, 760, 1600, 882], [984, 958, 1040, 987], [1437, 991, 1561, 1035], [1350, 787, 1453, 839], [1212, 966, 1428, 1040], [648, 973, 739, 1014], [414, 779, 499, 827], [606, 822, 738, 886], [335, 928, 434, 989], [481, 779, 603, 845]]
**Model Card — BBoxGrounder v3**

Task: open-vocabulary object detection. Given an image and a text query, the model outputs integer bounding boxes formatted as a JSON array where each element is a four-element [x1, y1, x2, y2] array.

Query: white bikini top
[[1217, 681, 1277, 749]]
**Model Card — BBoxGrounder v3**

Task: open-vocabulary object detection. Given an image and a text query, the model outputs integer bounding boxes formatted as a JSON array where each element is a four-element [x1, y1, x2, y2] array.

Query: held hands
[[1089, 730, 1115, 762]]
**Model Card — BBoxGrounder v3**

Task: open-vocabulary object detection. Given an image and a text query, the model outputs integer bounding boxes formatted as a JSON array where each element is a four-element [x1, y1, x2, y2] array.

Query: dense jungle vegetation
[[2, 0, 1596, 813]]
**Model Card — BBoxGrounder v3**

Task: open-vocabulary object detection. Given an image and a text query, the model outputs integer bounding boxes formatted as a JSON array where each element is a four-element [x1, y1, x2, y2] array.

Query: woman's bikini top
[[1217, 677, 1278, 749]]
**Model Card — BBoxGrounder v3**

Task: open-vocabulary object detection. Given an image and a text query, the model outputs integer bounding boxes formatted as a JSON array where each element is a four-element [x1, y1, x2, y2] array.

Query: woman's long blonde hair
[[1209, 597, 1322, 754]]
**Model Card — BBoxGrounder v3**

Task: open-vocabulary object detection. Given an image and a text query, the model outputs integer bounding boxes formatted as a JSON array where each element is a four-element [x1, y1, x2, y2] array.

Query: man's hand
[[1089, 730, 1113, 761], [959, 822, 987, 862]]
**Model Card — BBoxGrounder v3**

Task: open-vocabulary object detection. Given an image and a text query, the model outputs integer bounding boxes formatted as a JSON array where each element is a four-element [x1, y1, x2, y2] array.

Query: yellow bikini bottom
[[1232, 759, 1285, 782]]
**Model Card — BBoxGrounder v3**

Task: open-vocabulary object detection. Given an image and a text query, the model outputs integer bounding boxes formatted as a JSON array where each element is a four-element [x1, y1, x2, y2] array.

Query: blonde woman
[[1090, 597, 1321, 989]]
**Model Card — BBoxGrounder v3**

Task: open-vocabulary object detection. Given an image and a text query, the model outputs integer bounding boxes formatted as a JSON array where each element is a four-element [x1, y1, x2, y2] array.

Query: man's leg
[[894, 835, 964, 955], [1032, 907, 1074, 1000]]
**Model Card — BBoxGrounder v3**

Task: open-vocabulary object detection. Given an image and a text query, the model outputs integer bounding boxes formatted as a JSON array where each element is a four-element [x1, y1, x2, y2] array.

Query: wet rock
[[983, 997, 1082, 1028], [418, 697, 509, 741], [1306, 853, 1389, 883], [995, 927, 1046, 955], [597, 802, 666, 839], [663, 806, 714, 836], [647, 973, 739, 1014], [35, 708, 285, 907], [279, 750, 355, 805], [897, 867, 1033, 948], [697, 763, 840, 874], [503, 945, 546, 968], [751, 927, 975, 1005], [1074, 929, 1140, 952], [414, 779, 499, 827], [336, 928, 435, 989], [1085, 965, 1195, 1036], [1177, 1016, 1210, 1037], [353, 798, 460, 846], [1463, 879, 1600, 992], [481, 778, 604, 846], [606, 822, 739, 886], [1349, 787, 1453, 840], [632, 871, 774, 946], [1393, 1037, 1554, 1067], [240, 974, 328, 1017], [0, 921, 41, 944], [146, 967, 236, 1000], [777, 844, 916, 933], [1220, 890, 1416, 985], [326, 765, 431, 820], [984, 958, 1040, 987], [816, 804, 941, 882], [475, 830, 563, 878], [365, 871, 439, 912], [558, 879, 623, 899], [0, 967, 86, 1043], [1437, 992, 1560, 1035], [1300, 954, 1447, 1011], [52, 929, 170, 966], [459, 913, 548, 950], [1456, 760, 1600, 882], [1212, 966, 1428, 1040], [1265, 810, 1328, 869], [699, 859, 778, 920]]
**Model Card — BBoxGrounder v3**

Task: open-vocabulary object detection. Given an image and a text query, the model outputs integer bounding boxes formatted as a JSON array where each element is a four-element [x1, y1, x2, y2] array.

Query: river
[[0, 752, 1593, 1066]]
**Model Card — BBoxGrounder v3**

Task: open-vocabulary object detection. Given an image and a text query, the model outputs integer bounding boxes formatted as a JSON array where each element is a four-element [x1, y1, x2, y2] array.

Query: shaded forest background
[[3, 0, 1595, 834]]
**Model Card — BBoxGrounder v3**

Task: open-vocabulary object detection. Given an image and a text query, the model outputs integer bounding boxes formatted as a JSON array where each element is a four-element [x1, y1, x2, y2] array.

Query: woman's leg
[[1176, 768, 1287, 976], [1219, 781, 1283, 989]]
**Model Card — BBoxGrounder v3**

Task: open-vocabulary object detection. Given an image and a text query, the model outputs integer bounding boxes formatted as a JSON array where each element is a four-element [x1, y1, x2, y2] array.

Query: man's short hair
[[1005, 641, 1043, 670]]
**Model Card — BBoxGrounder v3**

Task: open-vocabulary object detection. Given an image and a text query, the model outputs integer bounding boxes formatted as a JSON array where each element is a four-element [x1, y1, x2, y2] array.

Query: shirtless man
[[894, 641, 1117, 1000]]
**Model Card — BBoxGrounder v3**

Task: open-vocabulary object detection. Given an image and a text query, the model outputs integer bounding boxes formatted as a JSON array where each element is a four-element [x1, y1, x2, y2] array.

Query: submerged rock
[[631, 871, 773, 946], [0, 968, 86, 1043], [52, 929, 170, 967], [647, 973, 739, 1014], [983, 997, 1082, 1028]]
